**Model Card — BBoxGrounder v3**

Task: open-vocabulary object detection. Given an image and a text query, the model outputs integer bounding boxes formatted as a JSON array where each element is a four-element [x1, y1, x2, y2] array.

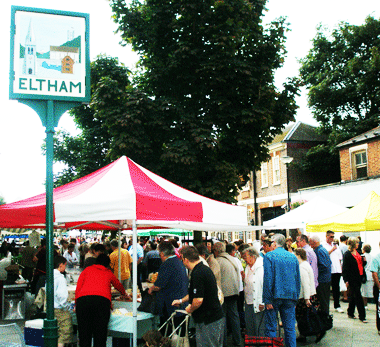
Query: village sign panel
[[9, 6, 90, 102]]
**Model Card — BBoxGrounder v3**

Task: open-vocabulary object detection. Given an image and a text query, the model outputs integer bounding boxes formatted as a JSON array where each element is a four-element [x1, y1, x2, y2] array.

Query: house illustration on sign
[[62, 56, 74, 74], [21, 18, 79, 76]]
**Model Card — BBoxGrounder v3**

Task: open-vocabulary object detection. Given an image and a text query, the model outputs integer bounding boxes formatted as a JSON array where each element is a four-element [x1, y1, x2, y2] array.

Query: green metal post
[[18, 99, 81, 347], [43, 100, 58, 347]]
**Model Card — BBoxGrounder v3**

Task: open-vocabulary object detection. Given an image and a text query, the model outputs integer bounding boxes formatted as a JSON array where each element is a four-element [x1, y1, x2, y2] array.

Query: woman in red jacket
[[75, 253, 127, 347]]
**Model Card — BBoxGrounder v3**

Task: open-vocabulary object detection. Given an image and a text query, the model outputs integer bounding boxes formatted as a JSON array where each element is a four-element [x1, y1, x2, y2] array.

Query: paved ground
[[2, 298, 379, 346], [295, 300, 379, 347]]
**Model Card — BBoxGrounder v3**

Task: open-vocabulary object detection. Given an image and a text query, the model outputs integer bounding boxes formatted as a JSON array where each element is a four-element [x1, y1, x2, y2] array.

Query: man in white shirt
[[63, 244, 79, 269], [322, 230, 343, 313]]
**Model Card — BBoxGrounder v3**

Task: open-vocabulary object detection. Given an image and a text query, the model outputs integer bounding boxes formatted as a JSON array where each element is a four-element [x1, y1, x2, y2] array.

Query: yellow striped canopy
[[306, 191, 380, 233]]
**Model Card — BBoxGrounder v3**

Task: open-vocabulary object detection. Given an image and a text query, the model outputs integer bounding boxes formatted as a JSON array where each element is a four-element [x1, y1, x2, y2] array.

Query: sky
[[0, 0, 378, 204]]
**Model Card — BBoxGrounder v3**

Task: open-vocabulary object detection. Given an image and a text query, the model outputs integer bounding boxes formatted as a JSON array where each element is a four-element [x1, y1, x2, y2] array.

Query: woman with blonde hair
[[342, 237, 367, 322]]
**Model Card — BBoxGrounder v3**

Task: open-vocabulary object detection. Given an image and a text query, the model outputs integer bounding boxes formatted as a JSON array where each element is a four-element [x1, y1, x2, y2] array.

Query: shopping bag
[[159, 310, 190, 347], [138, 289, 158, 314], [297, 305, 325, 336], [245, 336, 284, 347], [318, 309, 333, 331]]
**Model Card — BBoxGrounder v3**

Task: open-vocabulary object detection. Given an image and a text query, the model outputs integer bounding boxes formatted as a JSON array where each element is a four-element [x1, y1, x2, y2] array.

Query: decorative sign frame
[[9, 6, 90, 102]]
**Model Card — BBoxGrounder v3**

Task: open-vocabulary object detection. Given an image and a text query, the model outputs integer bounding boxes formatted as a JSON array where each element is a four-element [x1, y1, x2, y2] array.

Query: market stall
[[262, 196, 348, 232], [306, 191, 380, 233], [0, 156, 258, 347]]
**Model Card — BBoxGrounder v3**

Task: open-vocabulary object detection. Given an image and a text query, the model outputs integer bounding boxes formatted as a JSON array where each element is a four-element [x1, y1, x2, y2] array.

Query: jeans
[[222, 295, 241, 346], [265, 299, 297, 347]]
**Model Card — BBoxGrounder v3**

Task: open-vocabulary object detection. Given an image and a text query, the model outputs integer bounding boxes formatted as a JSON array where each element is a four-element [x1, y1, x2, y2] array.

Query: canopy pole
[[132, 219, 138, 347]]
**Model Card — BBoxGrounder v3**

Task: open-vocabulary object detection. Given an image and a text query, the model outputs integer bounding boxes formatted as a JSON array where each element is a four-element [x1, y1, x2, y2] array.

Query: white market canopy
[[0, 156, 255, 232], [262, 196, 349, 231]]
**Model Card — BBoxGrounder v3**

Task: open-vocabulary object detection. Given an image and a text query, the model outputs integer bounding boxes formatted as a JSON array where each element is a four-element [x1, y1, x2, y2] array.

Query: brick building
[[237, 122, 327, 227], [337, 126, 380, 182]]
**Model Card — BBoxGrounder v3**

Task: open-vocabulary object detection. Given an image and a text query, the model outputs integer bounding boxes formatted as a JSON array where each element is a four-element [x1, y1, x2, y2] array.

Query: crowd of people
[[1, 230, 380, 347]]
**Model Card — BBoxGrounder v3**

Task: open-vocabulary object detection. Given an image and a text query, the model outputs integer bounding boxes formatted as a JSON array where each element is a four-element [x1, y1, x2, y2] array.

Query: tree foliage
[[0, 196, 5, 205], [109, 0, 298, 202], [54, 1, 299, 202], [300, 16, 380, 144], [53, 56, 130, 186]]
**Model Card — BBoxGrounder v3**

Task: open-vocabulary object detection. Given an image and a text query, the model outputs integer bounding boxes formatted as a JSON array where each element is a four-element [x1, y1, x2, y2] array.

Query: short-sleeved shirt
[[314, 245, 332, 284], [370, 253, 380, 277], [322, 241, 342, 274], [109, 248, 132, 280], [189, 262, 224, 325], [128, 244, 144, 260], [154, 256, 188, 317]]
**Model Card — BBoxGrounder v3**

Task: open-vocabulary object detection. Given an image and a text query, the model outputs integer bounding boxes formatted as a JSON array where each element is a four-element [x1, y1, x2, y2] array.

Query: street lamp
[[281, 156, 293, 212]]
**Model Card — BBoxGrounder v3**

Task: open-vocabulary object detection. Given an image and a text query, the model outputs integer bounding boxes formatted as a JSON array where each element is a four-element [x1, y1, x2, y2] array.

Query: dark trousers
[[238, 290, 245, 329], [331, 273, 341, 309], [347, 282, 365, 321], [222, 295, 241, 347], [76, 295, 111, 347], [316, 282, 330, 314], [374, 285, 380, 331]]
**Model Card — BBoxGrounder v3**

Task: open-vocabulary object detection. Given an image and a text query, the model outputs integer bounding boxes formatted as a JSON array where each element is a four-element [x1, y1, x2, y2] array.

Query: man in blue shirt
[[149, 241, 188, 335], [263, 234, 300, 347], [309, 235, 332, 314], [309, 234, 332, 343]]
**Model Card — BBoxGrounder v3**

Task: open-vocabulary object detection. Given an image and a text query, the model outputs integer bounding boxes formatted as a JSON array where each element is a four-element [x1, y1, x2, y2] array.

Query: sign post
[[9, 6, 90, 347]]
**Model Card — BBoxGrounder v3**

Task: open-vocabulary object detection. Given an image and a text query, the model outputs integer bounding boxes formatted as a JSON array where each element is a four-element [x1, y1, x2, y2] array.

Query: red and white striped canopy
[[0, 156, 248, 231]]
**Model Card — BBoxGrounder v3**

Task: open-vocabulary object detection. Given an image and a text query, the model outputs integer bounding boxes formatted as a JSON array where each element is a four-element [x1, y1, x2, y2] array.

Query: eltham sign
[[9, 6, 90, 102]]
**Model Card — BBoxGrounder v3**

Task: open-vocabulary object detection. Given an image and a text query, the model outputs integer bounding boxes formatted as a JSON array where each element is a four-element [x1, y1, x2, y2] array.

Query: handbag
[[317, 309, 333, 331], [361, 273, 367, 284], [138, 288, 158, 314], [245, 336, 283, 347], [297, 304, 325, 337]]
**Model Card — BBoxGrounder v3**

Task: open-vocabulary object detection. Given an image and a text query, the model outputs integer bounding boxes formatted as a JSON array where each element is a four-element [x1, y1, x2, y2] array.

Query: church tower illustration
[[23, 19, 37, 75]]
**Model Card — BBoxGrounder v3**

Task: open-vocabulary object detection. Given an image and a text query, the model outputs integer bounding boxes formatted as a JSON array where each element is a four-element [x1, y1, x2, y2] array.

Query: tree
[[0, 196, 5, 205], [107, 0, 298, 202], [300, 16, 380, 144], [297, 17, 380, 183]]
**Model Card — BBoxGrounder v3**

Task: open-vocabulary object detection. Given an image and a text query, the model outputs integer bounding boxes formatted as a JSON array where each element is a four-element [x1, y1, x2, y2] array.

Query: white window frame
[[272, 155, 280, 185], [261, 162, 268, 188], [349, 144, 368, 179]]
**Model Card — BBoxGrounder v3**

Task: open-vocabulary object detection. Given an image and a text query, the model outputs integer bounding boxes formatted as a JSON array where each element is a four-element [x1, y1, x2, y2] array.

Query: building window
[[261, 162, 268, 188], [273, 156, 280, 185], [354, 151, 367, 179]]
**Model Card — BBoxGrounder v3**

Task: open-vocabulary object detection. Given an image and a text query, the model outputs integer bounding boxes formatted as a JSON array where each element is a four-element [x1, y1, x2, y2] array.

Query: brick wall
[[339, 138, 380, 181], [339, 148, 351, 181], [368, 140, 380, 177]]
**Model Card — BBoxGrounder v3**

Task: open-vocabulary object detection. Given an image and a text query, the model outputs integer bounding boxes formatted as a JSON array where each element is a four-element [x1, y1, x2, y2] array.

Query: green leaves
[[55, 1, 299, 203], [300, 16, 380, 142]]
